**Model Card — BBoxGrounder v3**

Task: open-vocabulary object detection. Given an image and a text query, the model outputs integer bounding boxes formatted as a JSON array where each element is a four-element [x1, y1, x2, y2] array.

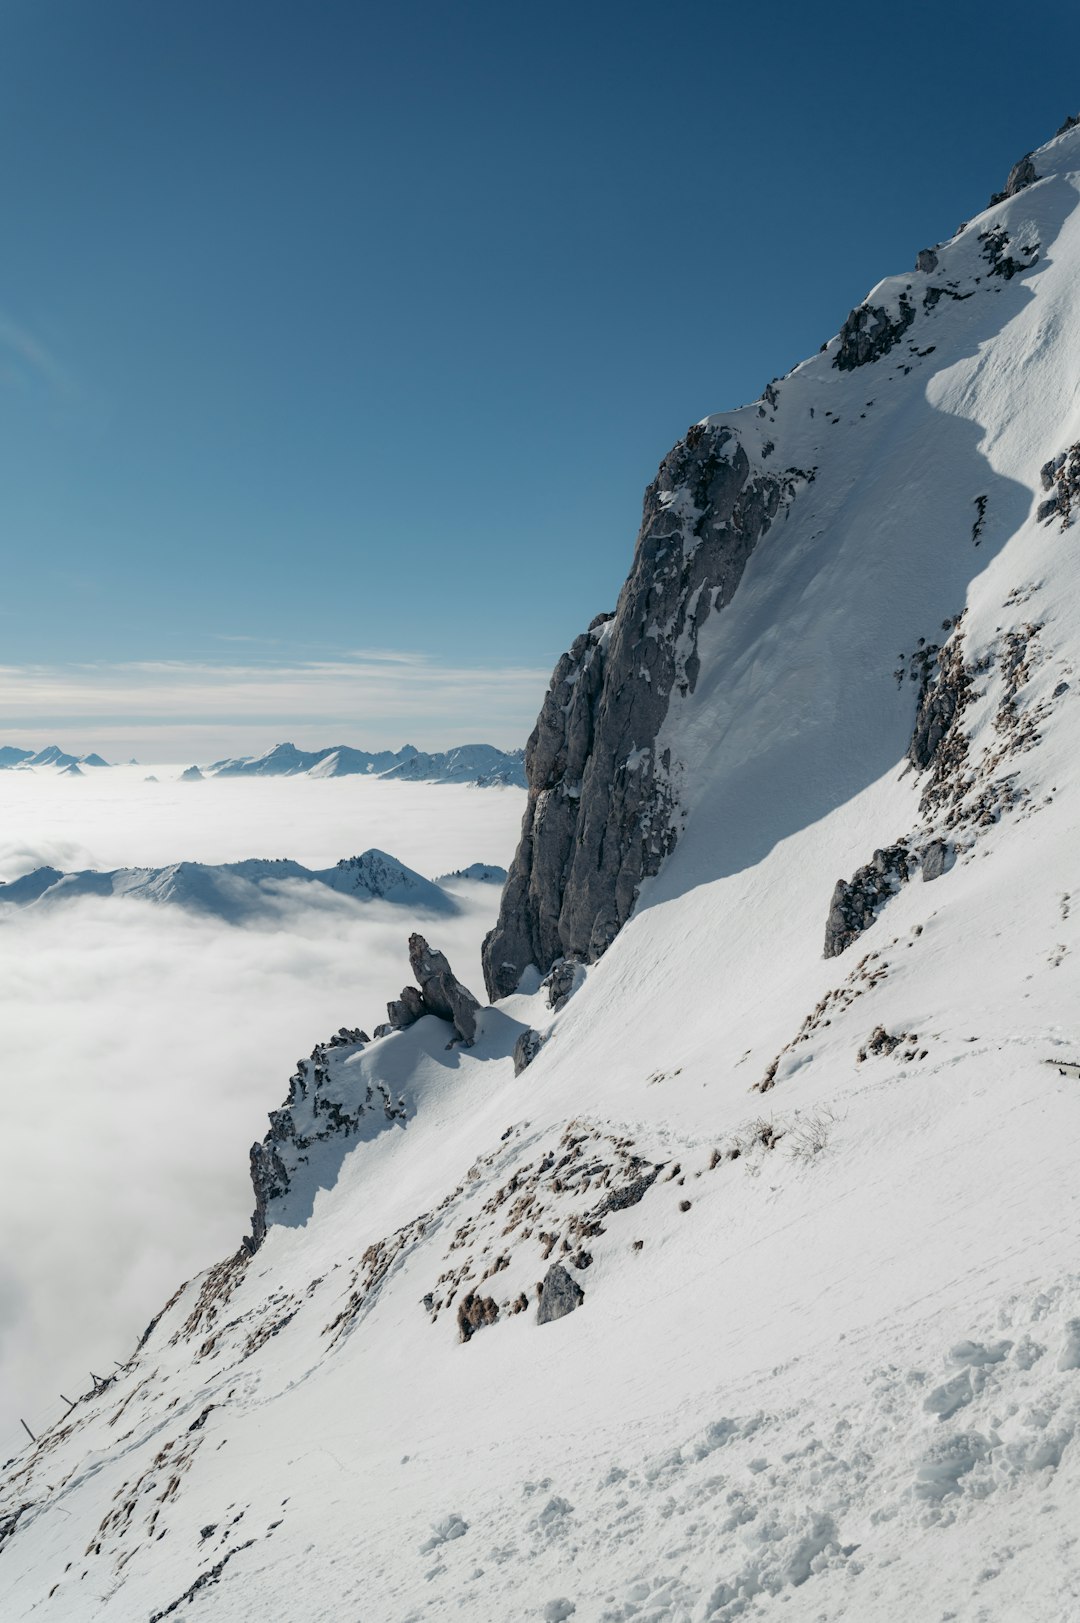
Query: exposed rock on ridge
[[482, 424, 810, 999], [823, 844, 913, 959], [823, 604, 1062, 959], [989, 151, 1039, 206], [908, 635, 974, 773], [246, 1026, 389, 1252], [833, 292, 916, 370], [383, 934, 481, 1046], [244, 936, 480, 1255]]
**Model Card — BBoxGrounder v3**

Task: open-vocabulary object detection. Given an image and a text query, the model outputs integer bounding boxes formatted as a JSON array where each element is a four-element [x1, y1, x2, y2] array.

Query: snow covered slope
[[0, 849, 459, 924], [5, 120, 1080, 1621]]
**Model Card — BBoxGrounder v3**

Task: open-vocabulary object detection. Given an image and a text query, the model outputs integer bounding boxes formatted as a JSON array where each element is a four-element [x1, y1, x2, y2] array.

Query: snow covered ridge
[[246, 934, 484, 1250], [203, 740, 526, 787], [0, 849, 471, 923], [8, 117, 1080, 1619]]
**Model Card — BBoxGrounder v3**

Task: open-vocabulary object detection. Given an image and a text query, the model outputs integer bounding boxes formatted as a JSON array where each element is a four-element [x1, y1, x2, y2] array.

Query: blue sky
[[3, 0, 1079, 758]]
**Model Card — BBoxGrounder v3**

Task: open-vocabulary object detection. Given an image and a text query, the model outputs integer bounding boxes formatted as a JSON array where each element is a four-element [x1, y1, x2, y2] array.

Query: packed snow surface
[[5, 122, 1080, 1620]]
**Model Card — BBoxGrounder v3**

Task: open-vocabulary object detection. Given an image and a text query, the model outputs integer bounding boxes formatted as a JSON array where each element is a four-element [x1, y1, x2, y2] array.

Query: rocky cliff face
[[482, 425, 810, 999]]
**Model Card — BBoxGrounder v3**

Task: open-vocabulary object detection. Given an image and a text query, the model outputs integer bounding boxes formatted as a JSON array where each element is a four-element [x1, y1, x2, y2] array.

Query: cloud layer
[[0, 766, 525, 879], [0, 776, 522, 1455]]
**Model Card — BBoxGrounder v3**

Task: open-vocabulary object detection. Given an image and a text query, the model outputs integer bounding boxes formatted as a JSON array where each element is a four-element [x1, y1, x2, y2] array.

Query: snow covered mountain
[[206, 740, 527, 786], [0, 849, 459, 924], [207, 741, 418, 777], [0, 745, 110, 770], [379, 743, 527, 788], [435, 862, 509, 887], [6, 119, 1080, 1620]]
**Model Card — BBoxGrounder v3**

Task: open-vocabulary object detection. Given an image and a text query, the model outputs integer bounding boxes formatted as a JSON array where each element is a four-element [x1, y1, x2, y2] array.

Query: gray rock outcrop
[[921, 839, 949, 882], [909, 639, 973, 772], [543, 959, 579, 1011], [248, 1136, 290, 1252], [824, 843, 912, 958], [989, 151, 1039, 206], [482, 423, 809, 999], [513, 1028, 543, 1076], [1038, 443, 1080, 526], [595, 1165, 659, 1214], [387, 985, 425, 1029], [833, 293, 916, 370], [979, 226, 1038, 282], [537, 1263, 584, 1326], [387, 934, 481, 1045], [246, 1029, 401, 1251]]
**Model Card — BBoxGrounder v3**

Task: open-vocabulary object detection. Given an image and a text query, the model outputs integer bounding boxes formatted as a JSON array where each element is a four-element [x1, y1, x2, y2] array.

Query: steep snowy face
[[483, 430, 811, 997], [485, 116, 1080, 1000]]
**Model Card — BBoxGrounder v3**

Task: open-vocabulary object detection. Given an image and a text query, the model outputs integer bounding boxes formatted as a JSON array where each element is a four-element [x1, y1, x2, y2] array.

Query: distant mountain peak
[[0, 744, 112, 770], [205, 740, 525, 787], [0, 847, 462, 924]]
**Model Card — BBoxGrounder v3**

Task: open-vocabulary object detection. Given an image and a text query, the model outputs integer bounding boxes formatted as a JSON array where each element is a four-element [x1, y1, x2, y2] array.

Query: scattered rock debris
[[756, 950, 892, 1089], [857, 1027, 928, 1064]]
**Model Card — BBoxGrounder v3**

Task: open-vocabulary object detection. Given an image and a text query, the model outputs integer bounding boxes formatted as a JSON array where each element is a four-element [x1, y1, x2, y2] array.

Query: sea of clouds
[[0, 768, 524, 1453]]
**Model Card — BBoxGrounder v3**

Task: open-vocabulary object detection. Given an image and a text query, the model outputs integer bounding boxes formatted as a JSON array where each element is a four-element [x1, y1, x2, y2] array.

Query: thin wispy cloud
[[0, 653, 550, 757], [337, 647, 440, 665], [0, 312, 75, 400], [207, 632, 283, 646]]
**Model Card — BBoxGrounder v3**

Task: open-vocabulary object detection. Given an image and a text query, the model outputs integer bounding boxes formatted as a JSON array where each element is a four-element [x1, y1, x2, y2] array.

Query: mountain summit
[[5, 121, 1080, 1621]]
